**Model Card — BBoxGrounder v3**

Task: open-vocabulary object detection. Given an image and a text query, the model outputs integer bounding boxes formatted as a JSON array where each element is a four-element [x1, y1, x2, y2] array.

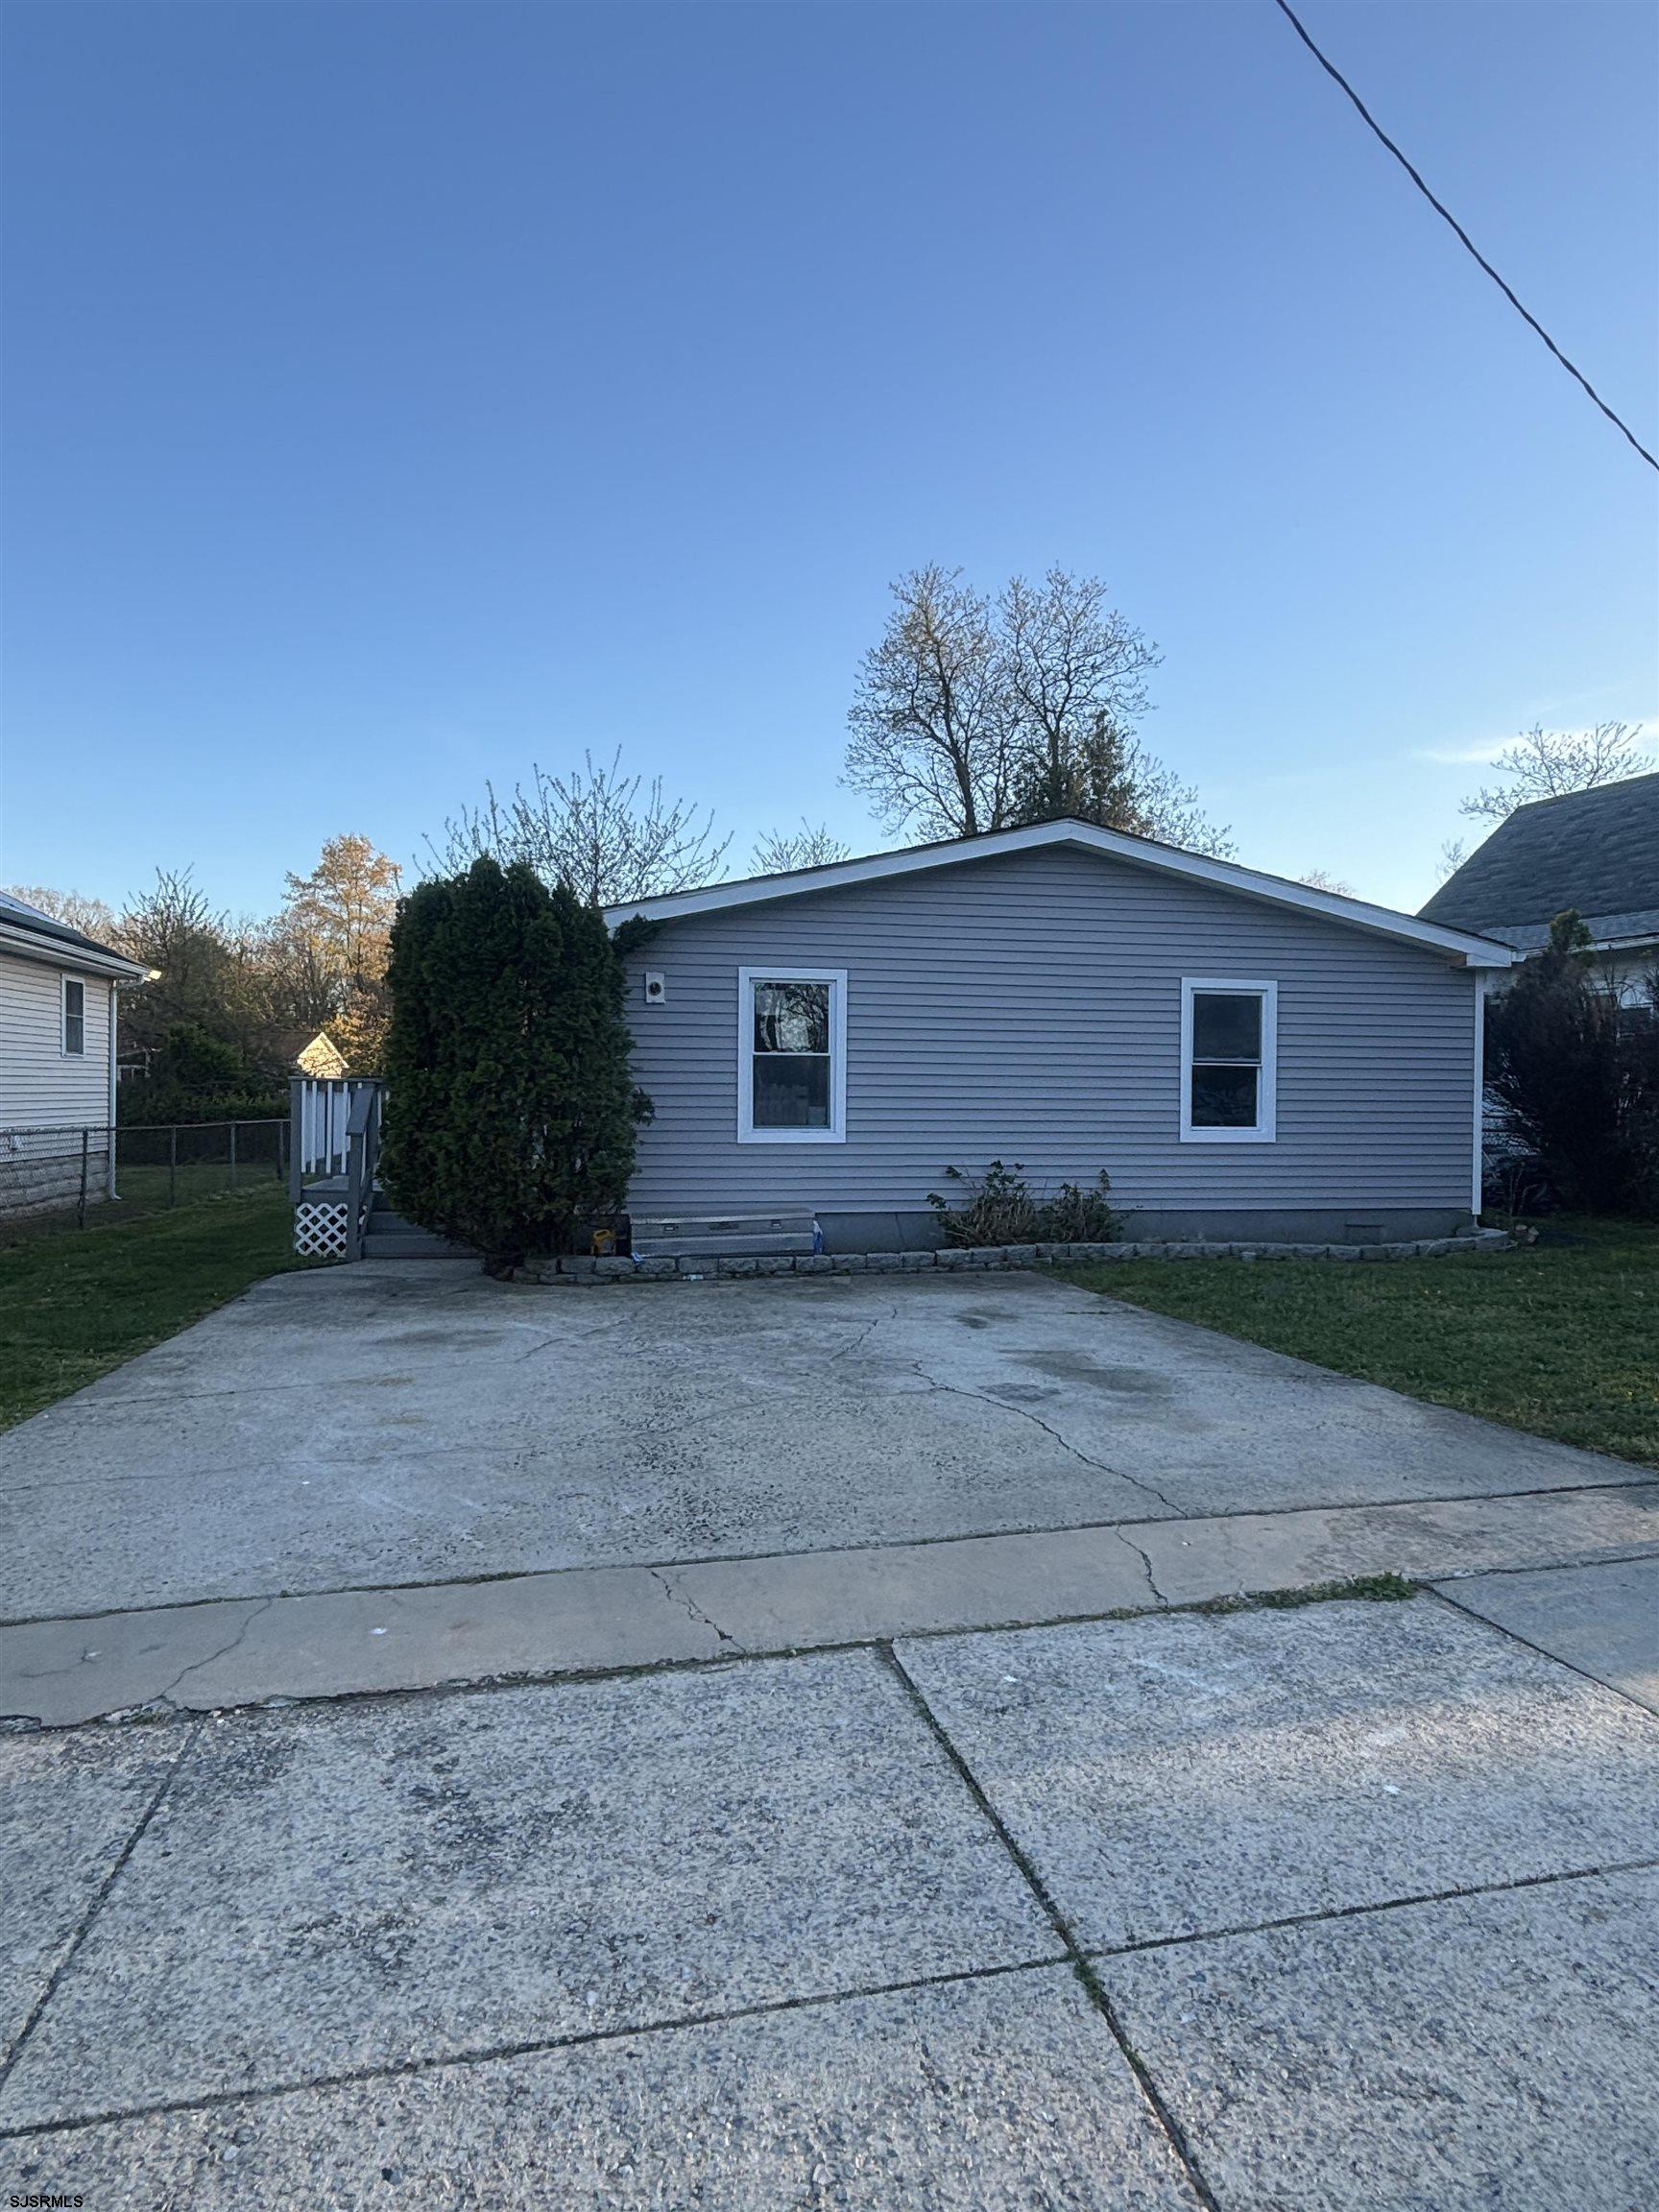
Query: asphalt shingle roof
[[0, 888, 134, 964], [1418, 773, 1659, 941]]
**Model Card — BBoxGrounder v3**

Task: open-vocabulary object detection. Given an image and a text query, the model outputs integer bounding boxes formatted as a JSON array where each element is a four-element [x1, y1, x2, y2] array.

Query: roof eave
[[604, 820, 1515, 968], [0, 919, 150, 981]]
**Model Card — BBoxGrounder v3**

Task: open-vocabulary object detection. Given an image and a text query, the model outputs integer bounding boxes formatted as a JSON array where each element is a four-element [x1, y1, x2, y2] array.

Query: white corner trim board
[[1471, 971, 1487, 1219], [735, 966, 849, 1145], [604, 818, 1516, 971]]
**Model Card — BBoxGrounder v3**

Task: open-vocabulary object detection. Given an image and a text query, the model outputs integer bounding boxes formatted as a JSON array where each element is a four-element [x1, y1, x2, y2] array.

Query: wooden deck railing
[[287, 1077, 384, 1201]]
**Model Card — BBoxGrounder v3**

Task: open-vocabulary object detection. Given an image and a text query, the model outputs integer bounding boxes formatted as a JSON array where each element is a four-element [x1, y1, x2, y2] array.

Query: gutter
[[0, 918, 148, 982]]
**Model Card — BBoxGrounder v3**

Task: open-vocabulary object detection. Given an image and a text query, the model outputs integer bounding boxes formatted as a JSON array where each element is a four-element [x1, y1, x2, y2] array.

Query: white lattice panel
[[294, 1200, 349, 1262]]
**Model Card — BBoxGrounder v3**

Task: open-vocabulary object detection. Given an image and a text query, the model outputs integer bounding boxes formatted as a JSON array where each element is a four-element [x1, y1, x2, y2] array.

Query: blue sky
[[2, 0, 1654, 919]]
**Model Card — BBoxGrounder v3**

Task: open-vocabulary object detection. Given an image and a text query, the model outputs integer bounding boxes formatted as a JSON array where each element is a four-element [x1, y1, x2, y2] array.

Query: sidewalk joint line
[[0, 1955, 1066, 2145], [1086, 1852, 1659, 1962], [877, 1641, 1225, 2212], [0, 1715, 206, 2104], [1425, 1584, 1659, 1718]]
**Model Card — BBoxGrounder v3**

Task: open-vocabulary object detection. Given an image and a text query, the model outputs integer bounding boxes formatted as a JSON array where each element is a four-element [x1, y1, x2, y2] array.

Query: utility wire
[[1271, 0, 1658, 472]]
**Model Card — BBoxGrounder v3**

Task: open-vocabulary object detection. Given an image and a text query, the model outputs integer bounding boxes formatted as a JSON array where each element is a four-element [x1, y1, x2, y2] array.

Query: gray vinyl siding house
[[607, 821, 1514, 1252]]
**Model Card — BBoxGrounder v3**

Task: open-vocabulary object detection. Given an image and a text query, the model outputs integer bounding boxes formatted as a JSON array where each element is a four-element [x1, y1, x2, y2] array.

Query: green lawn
[[1060, 1217, 1659, 1470], [0, 1182, 300, 1430]]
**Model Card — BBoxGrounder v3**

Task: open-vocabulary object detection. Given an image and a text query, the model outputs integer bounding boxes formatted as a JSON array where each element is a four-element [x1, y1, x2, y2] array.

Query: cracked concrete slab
[[0, 1568, 723, 1725], [1435, 1554, 1659, 1712], [0, 1723, 190, 2067], [896, 1597, 1659, 1949], [0, 1967, 1204, 2211], [1098, 1867, 1659, 2212], [0, 1600, 266, 1725], [7, 1484, 1656, 1725], [2, 1266, 1643, 1623], [661, 1526, 1157, 1653], [0, 1649, 1057, 2127]]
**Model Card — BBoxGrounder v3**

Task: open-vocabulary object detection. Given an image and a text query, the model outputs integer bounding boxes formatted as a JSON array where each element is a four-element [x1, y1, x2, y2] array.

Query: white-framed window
[[61, 975, 86, 1057], [1180, 978, 1277, 1142], [736, 967, 847, 1143]]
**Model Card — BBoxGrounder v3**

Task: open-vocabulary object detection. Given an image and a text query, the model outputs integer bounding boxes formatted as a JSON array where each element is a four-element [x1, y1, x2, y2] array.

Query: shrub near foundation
[[927, 1161, 1119, 1247]]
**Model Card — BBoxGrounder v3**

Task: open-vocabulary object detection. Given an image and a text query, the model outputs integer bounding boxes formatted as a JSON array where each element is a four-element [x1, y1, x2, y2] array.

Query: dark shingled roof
[[1419, 773, 1659, 944], [0, 888, 137, 966]]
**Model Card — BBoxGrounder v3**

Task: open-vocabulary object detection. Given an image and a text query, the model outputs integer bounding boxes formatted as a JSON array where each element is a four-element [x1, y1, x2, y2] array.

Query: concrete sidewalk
[[4, 1479, 1655, 1726], [2, 1577, 1655, 2209]]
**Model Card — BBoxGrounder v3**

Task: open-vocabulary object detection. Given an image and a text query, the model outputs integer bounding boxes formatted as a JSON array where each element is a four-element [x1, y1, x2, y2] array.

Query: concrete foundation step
[[630, 1211, 817, 1261]]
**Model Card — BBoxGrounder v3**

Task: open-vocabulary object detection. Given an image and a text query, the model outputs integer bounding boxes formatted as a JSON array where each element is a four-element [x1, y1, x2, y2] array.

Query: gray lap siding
[[621, 848, 1477, 1218]]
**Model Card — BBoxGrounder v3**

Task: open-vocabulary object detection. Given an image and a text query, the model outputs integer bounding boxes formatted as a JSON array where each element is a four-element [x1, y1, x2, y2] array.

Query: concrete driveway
[[3, 1262, 1656, 2207], [0, 1261, 1640, 1622]]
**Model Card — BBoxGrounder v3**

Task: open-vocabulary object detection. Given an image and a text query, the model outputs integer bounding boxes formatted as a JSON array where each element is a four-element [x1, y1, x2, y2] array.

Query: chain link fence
[[0, 1121, 290, 1231]]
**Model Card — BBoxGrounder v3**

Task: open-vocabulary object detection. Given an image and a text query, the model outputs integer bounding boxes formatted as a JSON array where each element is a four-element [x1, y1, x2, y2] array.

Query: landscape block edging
[[515, 1228, 1516, 1285]]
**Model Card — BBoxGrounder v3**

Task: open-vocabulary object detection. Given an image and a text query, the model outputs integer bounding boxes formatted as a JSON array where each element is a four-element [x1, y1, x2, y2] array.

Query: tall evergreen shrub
[[1485, 911, 1658, 1216], [381, 859, 648, 1268]]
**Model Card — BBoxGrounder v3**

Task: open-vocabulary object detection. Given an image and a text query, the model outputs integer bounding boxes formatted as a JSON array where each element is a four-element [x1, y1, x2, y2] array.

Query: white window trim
[[1180, 977, 1277, 1143], [736, 966, 847, 1144], [61, 974, 86, 1057]]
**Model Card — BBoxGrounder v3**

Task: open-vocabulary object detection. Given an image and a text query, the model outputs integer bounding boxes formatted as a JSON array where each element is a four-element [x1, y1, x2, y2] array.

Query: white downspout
[[1470, 972, 1486, 1224], [108, 979, 119, 1199]]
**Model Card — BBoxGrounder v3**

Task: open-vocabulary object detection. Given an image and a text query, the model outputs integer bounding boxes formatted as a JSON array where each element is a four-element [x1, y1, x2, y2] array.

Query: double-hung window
[[61, 977, 86, 1057], [737, 968, 846, 1142], [1180, 979, 1276, 1142]]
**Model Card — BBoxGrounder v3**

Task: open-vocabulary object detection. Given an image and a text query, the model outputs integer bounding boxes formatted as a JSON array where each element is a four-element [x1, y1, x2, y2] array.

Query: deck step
[[362, 1228, 468, 1258], [364, 1204, 470, 1259]]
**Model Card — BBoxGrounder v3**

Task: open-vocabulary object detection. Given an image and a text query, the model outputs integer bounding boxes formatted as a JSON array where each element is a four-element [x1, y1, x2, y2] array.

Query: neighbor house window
[[1180, 979, 1276, 1142], [61, 977, 86, 1056], [737, 968, 847, 1142]]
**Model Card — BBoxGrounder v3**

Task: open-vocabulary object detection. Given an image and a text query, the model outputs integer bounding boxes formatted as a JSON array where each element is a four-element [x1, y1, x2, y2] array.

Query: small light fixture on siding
[[643, 971, 666, 1005]]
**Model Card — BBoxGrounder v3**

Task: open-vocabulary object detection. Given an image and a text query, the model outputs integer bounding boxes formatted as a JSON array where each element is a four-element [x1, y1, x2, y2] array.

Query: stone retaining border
[[515, 1227, 1517, 1285]]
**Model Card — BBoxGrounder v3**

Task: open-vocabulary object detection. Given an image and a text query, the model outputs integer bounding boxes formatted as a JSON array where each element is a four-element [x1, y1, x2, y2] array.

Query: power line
[[1271, 0, 1658, 472]]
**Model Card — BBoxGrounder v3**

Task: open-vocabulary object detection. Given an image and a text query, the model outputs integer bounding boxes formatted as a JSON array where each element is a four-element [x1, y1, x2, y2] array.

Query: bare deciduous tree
[[845, 564, 1227, 854], [845, 566, 1016, 839], [1461, 721, 1651, 824], [750, 820, 853, 875], [1002, 570, 1159, 815], [430, 750, 730, 906], [1299, 867, 1357, 896], [2, 883, 119, 941]]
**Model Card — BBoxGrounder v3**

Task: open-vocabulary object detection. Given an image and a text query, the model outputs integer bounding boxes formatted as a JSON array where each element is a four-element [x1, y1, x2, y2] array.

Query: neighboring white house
[[0, 891, 150, 1214], [1420, 773, 1659, 1005]]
